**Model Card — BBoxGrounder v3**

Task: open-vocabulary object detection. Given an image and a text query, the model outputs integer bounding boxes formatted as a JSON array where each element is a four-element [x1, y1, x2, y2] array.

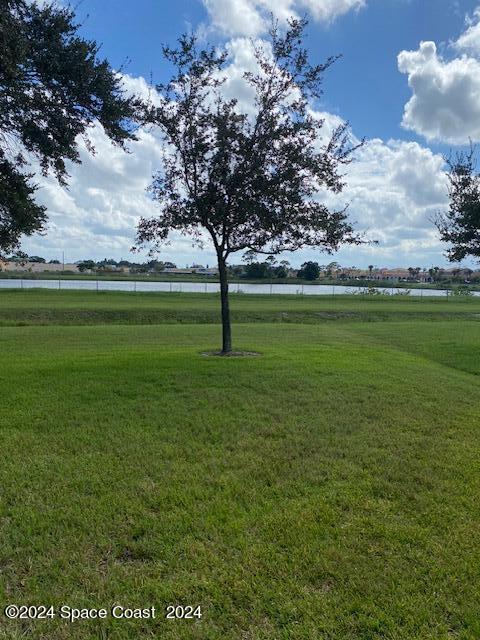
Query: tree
[[242, 250, 258, 265], [326, 261, 341, 277], [244, 261, 271, 279], [297, 261, 320, 281], [136, 19, 366, 353], [434, 146, 480, 262], [428, 266, 440, 282], [0, 0, 142, 254], [146, 259, 165, 272], [228, 264, 244, 277], [407, 266, 420, 281], [77, 260, 96, 273]]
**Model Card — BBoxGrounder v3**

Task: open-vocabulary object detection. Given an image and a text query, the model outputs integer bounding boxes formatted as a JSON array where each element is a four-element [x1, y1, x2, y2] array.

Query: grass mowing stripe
[[1, 289, 480, 326]]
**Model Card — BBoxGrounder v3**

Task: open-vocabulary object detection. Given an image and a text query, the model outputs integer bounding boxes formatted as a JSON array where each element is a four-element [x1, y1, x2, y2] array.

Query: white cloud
[[398, 8, 480, 144], [299, 0, 366, 22], [454, 7, 480, 56], [202, 0, 366, 37], [312, 138, 449, 267], [120, 73, 163, 107], [203, 0, 265, 37], [220, 38, 263, 114], [22, 120, 190, 264]]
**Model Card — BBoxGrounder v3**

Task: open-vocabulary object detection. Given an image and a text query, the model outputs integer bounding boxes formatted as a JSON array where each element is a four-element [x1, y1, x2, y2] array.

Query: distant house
[[377, 268, 412, 281], [161, 267, 196, 274], [98, 264, 130, 273], [324, 267, 432, 282], [160, 266, 219, 276], [0, 261, 79, 273], [369, 268, 430, 282], [194, 267, 219, 276]]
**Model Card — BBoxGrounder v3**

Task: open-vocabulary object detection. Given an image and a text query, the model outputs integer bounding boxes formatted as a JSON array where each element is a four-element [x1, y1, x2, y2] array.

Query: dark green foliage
[[0, 157, 47, 252], [0, 0, 142, 253], [274, 265, 288, 278], [297, 260, 320, 280], [244, 261, 272, 279], [241, 259, 289, 279], [77, 260, 96, 273], [435, 146, 480, 262]]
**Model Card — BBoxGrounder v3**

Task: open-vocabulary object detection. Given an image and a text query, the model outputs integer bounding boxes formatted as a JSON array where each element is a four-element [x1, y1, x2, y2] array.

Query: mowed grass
[[1, 289, 480, 325], [0, 291, 479, 639]]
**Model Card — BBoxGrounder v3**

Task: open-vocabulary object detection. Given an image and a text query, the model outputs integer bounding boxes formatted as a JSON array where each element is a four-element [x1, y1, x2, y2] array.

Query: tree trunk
[[217, 255, 232, 354]]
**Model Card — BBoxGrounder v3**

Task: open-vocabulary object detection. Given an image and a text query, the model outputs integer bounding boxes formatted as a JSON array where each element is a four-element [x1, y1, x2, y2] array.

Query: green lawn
[[0, 291, 479, 639], [0, 289, 479, 326]]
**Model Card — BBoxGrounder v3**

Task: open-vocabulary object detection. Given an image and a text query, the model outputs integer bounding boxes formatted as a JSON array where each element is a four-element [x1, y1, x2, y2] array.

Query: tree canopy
[[297, 261, 320, 281], [435, 147, 480, 262], [0, 0, 141, 254], [136, 18, 367, 352]]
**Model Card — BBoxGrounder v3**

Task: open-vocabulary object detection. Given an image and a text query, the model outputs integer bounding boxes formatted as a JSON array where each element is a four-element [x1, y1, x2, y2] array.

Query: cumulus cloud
[[220, 38, 263, 114], [398, 9, 480, 144], [312, 138, 449, 266], [120, 73, 163, 107], [21, 120, 192, 264], [454, 7, 480, 56], [202, 0, 366, 37]]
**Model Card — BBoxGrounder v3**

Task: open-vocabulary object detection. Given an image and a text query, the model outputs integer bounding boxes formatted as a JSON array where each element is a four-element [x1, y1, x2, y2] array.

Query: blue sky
[[77, 0, 475, 145], [24, 0, 480, 268]]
